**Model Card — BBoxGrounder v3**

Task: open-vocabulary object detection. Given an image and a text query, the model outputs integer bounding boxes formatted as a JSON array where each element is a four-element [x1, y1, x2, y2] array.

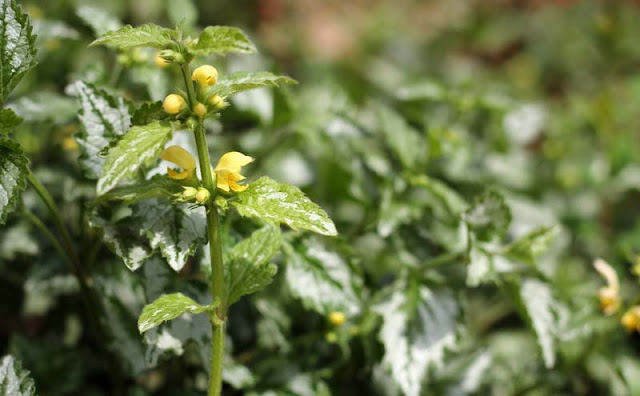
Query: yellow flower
[[214, 151, 253, 192], [328, 311, 346, 326], [161, 146, 196, 180], [192, 65, 218, 86], [163, 94, 185, 115], [621, 306, 640, 333], [208, 94, 227, 110], [594, 258, 620, 315], [193, 102, 207, 117]]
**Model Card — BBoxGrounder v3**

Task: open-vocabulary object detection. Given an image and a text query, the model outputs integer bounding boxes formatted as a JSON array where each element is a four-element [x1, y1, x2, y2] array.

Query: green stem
[[180, 62, 226, 396], [22, 210, 69, 266]]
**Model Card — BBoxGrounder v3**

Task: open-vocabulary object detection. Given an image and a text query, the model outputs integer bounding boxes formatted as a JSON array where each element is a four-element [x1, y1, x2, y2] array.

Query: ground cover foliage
[[0, 0, 639, 395]]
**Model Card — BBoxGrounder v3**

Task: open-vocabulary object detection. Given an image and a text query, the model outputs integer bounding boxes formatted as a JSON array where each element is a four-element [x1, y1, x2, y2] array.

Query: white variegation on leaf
[[374, 102, 425, 169], [0, 139, 28, 224], [138, 292, 207, 333], [76, 5, 122, 37], [97, 121, 172, 195], [90, 23, 175, 50], [232, 177, 337, 236], [74, 81, 132, 179], [283, 239, 360, 315], [0, 355, 36, 396], [467, 246, 494, 287], [520, 278, 558, 368], [374, 283, 459, 396], [213, 72, 297, 99], [188, 26, 256, 56]]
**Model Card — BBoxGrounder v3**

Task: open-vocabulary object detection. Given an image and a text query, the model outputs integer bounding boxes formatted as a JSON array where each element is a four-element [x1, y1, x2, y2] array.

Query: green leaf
[[283, 238, 360, 315], [0, 0, 37, 104], [0, 139, 28, 224], [225, 225, 282, 307], [134, 199, 207, 272], [464, 189, 511, 241], [74, 81, 132, 179], [76, 5, 122, 37], [505, 225, 559, 264], [0, 108, 21, 134], [90, 23, 175, 50], [95, 175, 183, 205], [407, 174, 468, 217], [519, 278, 558, 368], [374, 102, 426, 169], [138, 292, 207, 333], [10, 91, 77, 123], [213, 72, 297, 99], [374, 282, 459, 396], [97, 121, 172, 195], [0, 355, 36, 396], [466, 246, 494, 287], [131, 101, 168, 126], [188, 26, 256, 56], [232, 176, 337, 236]]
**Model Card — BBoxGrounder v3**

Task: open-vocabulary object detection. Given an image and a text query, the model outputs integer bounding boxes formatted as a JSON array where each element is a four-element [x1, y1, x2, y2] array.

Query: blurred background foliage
[[2, 0, 640, 395]]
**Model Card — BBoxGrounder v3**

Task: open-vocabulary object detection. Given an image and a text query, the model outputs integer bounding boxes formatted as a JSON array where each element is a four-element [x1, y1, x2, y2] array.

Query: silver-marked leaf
[[213, 72, 297, 99], [0, 108, 21, 134], [188, 26, 255, 56], [10, 91, 77, 123], [90, 23, 175, 50], [505, 225, 559, 264], [283, 238, 360, 315], [374, 282, 459, 396], [76, 5, 122, 37], [95, 175, 183, 205], [519, 278, 558, 368], [0, 139, 28, 224], [374, 102, 426, 169], [134, 199, 207, 272], [74, 81, 132, 179], [464, 189, 511, 241], [225, 225, 282, 307], [97, 121, 172, 195], [233, 176, 337, 236], [138, 293, 207, 333], [0, 355, 36, 396], [0, 0, 37, 104], [466, 246, 494, 287]]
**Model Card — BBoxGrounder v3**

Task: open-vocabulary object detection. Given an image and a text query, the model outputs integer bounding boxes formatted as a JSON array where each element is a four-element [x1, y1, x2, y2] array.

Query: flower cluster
[[594, 258, 640, 334], [161, 64, 227, 119]]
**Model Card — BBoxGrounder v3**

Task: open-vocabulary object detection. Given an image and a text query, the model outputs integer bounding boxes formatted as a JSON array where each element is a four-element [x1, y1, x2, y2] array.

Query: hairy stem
[[180, 62, 226, 396]]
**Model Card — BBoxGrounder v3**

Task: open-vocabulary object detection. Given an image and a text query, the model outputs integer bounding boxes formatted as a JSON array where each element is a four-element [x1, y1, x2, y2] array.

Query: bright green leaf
[[90, 23, 175, 50], [188, 26, 256, 56], [0, 139, 28, 224], [232, 176, 337, 236], [505, 225, 559, 264], [95, 175, 183, 205], [74, 81, 132, 179], [0, 108, 21, 134], [131, 101, 168, 126], [213, 72, 297, 99], [0, 355, 36, 396], [374, 282, 458, 396], [0, 0, 37, 104], [97, 121, 172, 195], [464, 189, 511, 241], [76, 5, 122, 37], [138, 292, 207, 333], [225, 225, 282, 307]]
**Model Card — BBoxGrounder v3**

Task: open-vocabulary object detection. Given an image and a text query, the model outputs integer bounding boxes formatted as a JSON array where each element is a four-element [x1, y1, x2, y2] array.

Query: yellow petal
[[167, 168, 190, 180], [594, 258, 619, 290], [214, 151, 254, 173], [161, 146, 196, 171], [215, 169, 231, 192]]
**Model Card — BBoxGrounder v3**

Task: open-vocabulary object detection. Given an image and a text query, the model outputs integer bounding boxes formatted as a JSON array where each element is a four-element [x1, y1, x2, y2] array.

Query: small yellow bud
[[163, 94, 185, 115], [195, 188, 211, 204], [328, 311, 346, 326], [154, 53, 169, 68], [208, 95, 227, 110], [192, 65, 218, 86], [621, 307, 640, 333], [325, 332, 338, 344], [182, 187, 198, 201], [193, 102, 207, 117]]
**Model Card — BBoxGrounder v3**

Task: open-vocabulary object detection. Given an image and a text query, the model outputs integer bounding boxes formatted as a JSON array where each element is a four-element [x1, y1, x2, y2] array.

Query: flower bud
[[325, 332, 338, 344], [158, 49, 185, 64], [181, 187, 198, 201], [192, 65, 218, 86], [208, 94, 227, 110], [193, 102, 207, 117], [163, 94, 185, 115], [328, 311, 346, 326], [154, 53, 169, 68], [621, 308, 640, 333], [195, 187, 211, 204]]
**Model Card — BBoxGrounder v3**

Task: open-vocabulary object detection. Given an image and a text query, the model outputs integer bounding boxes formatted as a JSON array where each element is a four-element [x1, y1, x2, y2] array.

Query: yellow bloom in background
[[154, 53, 169, 68], [328, 311, 346, 326], [593, 258, 621, 315], [161, 146, 196, 180], [621, 306, 640, 333], [163, 94, 185, 115], [192, 65, 218, 86], [214, 151, 253, 192]]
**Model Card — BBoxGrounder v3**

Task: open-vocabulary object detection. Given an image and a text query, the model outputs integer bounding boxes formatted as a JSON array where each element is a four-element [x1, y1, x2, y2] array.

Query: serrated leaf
[[283, 238, 359, 315], [188, 26, 256, 56], [0, 0, 37, 104], [132, 101, 168, 126], [138, 293, 207, 333], [0, 108, 21, 134], [0, 139, 28, 224], [232, 176, 337, 236], [505, 225, 559, 263], [90, 23, 175, 50], [213, 72, 297, 99], [374, 282, 458, 396], [0, 355, 35, 396], [89, 206, 153, 271], [464, 189, 511, 241], [74, 81, 132, 179], [10, 91, 77, 123], [97, 121, 172, 195], [76, 5, 122, 37], [225, 225, 282, 307], [374, 102, 426, 169], [95, 176, 183, 205], [519, 278, 557, 368], [134, 199, 207, 272]]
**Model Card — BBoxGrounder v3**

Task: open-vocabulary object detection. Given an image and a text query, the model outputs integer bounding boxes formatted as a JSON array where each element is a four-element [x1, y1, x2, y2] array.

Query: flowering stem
[[180, 62, 226, 396]]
